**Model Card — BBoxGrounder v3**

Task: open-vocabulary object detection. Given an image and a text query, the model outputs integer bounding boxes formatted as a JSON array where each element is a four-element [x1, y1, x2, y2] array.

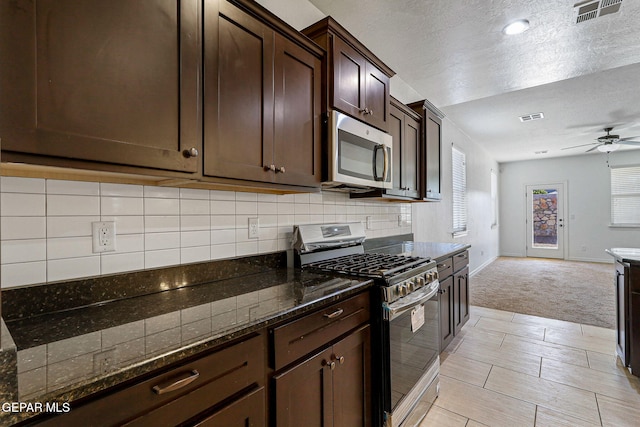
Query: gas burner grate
[[306, 253, 431, 278]]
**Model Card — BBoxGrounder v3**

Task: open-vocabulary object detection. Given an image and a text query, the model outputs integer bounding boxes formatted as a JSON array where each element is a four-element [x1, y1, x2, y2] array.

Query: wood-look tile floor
[[419, 306, 640, 427]]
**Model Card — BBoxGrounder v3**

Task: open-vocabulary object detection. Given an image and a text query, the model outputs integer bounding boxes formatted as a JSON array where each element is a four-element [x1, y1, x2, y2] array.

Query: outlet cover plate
[[92, 221, 116, 253], [248, 217, 259, 239]]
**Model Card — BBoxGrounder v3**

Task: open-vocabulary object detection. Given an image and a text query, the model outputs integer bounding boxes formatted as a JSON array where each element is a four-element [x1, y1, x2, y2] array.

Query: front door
[[525, 183, 565, 259]]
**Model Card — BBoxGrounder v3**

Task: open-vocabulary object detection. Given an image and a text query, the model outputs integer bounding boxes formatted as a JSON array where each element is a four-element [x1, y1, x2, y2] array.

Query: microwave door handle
[[373, 144, 384, 181], [382, 144, 389, 182]]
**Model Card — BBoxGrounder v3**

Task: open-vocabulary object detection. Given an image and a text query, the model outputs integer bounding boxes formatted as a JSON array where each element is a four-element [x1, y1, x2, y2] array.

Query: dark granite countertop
[[366, 240, 470, 262], [0, 254, 371, 425], [606, 248, 640, 266]]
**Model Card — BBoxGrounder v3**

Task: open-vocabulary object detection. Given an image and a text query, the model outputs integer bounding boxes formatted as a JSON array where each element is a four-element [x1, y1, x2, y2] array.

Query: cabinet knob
[[264, 164, 276, 171], [276, 166, 286, 174], [183, 147, 199, 158], [332, 355, 345, 365], [359, 107, 370, 115], [369, 109, 373, 116], [323, 360, 336, 371]]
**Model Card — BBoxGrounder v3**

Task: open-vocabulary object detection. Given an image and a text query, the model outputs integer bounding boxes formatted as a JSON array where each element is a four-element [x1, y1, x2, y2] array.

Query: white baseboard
[[470, 256, 497, 277], [499, 252, 525, 258], [567, 256, 613, 264]]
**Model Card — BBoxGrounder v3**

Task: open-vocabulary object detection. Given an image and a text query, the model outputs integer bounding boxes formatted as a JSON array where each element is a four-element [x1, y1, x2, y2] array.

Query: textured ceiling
[[307, 0, 640, 162]]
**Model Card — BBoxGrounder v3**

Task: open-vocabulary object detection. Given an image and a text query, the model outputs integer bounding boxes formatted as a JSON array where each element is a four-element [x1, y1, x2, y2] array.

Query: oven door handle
[[383, 281, 439, 321]]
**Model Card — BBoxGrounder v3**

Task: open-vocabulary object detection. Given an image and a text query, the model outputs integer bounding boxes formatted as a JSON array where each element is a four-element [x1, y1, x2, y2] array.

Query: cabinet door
[[403, 114, 420, 199], [273, 35, 322, 187], [454, 266, 470, 335], [274, 347, 335, 427], [333, 325, 372, 427], [439, 275, 454, 351], [0, 0, 200, 173], [363, 62, 390, 132], [424, 110, 442, 200], [388, 104, 404, 196], [194, 387, 265, 427], [203, 0, 275, 182], [615, 262, 629, 365], [332, 36, 366, 120]]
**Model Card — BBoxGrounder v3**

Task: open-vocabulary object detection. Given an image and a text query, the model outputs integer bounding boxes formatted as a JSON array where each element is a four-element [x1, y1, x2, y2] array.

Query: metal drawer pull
[[437, 263, 447, 269], [323, 308, 344, 319], [152, 370, 200, 395]]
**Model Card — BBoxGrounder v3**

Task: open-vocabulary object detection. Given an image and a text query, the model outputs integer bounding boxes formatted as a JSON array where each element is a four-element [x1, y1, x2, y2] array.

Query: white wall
[[500, 150, 640, 262], [412, 119, 500, 275]]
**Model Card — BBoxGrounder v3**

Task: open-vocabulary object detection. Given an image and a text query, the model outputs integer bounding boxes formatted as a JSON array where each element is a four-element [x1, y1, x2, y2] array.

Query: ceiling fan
[[562, 127, 640, 153]]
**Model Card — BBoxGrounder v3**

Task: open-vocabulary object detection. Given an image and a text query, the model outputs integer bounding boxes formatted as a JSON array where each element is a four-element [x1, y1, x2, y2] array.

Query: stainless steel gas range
[[293, 223, 440, 427]]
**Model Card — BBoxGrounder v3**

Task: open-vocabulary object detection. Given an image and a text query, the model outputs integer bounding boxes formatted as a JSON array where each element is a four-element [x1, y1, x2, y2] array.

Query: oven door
[[329, 110, 392, 189], [383, 281, 440, 427]]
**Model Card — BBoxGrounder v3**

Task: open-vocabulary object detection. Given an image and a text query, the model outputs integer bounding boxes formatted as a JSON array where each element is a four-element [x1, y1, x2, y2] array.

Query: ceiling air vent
[[519, 112, 544, 122], [574, 0, 623, 24]]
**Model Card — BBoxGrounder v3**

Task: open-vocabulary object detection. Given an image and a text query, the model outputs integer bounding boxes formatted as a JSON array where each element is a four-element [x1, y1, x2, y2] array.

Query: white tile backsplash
[[47, 195, 100, 216], [1, 193, 46, 216], [1, 178, 412, 288]]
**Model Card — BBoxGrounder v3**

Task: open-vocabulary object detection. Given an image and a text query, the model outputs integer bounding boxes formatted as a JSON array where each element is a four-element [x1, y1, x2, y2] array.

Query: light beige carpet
[[470, 257, 616, 329]]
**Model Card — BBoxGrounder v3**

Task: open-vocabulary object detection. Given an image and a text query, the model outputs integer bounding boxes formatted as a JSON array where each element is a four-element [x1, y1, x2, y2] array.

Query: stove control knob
[[399, 284, 408, 296], [433, 270, 439, 280], [417, 276, 425, 288], [406, 279, 413, 292]]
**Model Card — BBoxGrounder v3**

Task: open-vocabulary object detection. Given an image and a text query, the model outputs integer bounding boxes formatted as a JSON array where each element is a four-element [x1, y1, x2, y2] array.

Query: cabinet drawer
[[436, 257, 453, 278], [194, 386, 265, 427], [37, 334, 264, 427], [453, 251, 469, 272], [272, 292, 370, 370]]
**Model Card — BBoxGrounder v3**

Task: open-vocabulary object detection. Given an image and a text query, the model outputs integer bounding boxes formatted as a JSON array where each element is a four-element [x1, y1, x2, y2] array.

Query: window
[[611, 165, 640, 225], [452, 146, 467, 236], [491, 169, 498, 227]]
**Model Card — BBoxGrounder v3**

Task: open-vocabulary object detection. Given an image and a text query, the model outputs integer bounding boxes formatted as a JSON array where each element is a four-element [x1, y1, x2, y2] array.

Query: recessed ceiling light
[[503, 19, 530, 35]]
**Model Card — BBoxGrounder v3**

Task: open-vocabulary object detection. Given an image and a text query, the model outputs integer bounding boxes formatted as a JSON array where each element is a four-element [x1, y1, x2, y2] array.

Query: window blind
[[611, 165, 640, 225], [491, 169, 498, 226], [452, 146, 467, 236]]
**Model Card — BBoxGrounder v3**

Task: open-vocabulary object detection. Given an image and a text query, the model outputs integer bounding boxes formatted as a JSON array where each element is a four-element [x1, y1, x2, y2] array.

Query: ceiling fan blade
[[620, 136, 640, 141], [586, 145, 601, 153], [619, 140, 640, 145], [561, 142, 599, 150]]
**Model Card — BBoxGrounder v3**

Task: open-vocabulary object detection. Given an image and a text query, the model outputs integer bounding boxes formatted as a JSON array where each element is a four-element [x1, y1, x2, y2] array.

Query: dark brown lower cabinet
[[615, 261, 629, 366], [437, 250, 470, 352], [31, 333, 265, 426], [439, 275, 454, 351], [194, 386, 265, 427], [454, 265, 470, 335], [273, 324, 371, 427]]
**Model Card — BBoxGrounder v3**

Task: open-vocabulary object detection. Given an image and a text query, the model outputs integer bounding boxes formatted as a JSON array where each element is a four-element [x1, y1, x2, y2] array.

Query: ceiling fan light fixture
[[597, 143, 621, 153], [502, 19, 530, 35]]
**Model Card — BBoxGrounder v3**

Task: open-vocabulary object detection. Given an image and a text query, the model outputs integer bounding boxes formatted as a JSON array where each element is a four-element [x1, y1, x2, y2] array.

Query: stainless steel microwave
[[323, 110, 393, 192]]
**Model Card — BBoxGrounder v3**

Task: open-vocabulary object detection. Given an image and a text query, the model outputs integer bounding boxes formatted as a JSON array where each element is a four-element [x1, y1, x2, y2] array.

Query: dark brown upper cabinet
[[202, 0, 323, 188], [388, 98, 421, 199], [409, 100, 443, 201], [303, 17, 394, 133], [351, 98, 421, 202], [0, 0, 201, 175]]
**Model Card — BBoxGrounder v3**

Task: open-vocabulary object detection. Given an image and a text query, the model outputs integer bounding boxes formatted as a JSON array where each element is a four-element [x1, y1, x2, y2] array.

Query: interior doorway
[[525, 183, 566, 259]]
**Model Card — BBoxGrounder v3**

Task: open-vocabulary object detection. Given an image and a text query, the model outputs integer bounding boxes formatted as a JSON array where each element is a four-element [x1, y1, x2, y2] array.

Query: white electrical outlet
[[366, 216, 373, 230], [248, 217, 259, 239], [397, 215, 403, 227], [92, 221, 116, 252], [93, 348, 116, 374]]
